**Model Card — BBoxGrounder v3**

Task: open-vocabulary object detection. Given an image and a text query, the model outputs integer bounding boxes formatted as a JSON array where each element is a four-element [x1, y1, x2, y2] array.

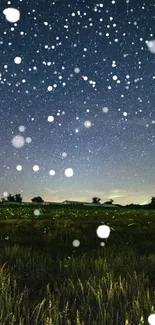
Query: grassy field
[[0, 204, 155, 325]]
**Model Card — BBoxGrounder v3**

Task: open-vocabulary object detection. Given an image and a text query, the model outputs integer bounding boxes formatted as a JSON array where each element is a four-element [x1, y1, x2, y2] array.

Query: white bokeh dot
[[48, 116, 54, 122], [148, 314, 155, 325], [47, 86, 53, 91], [3, 192, 8, 198], [25, 137, 32, 143], [34, 209, 40, 216], [12, 135, 25, 149], [3, 8, 20, 23], [96, 225, 111, 239], [84, 120, 91, 128], [33, 165, 39, 172], [16, 165, 22, 171], [100, 242, 105, 247], [147, 40, 155, 54], [14, 56, 22, 64], [65, 168, 73, 177], [82, 76, 88, 81], [123, 112, 128, 116], [72, 239, 80, 247], [49, 170, 55, 176], [19, 125, 26, 132], [74, 67, 80, 73], [102, 107, 109, 113], [62, 152, 67, 158]]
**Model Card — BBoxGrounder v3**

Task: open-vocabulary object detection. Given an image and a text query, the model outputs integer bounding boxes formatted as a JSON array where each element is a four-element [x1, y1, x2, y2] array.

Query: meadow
[[0, 204, 155, 325]]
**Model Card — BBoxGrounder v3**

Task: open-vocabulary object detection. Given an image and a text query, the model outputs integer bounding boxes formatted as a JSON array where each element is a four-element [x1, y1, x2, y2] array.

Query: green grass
[[0, 205, 155, 324]]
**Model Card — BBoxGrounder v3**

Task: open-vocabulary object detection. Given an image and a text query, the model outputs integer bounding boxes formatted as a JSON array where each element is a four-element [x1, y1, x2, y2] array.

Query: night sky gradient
[[0, 0, 155, 204]]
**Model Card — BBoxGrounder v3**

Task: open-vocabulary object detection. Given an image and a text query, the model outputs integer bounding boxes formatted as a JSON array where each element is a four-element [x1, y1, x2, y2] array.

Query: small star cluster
[[0, 0, 155, 204]]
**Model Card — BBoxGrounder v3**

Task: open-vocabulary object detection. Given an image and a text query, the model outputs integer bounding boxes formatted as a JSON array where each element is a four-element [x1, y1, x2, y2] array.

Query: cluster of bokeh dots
[[12, 124, 73, 177], [12, 134, 32, 148], [1, 195, 155, 322], [72, 225, 111, 248], [2, 6, 155, 323], [15, 164, 74, 177]]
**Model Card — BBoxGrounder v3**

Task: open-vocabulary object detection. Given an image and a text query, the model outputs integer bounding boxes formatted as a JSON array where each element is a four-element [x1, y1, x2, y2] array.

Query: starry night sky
[[0, 0, 155, 205]]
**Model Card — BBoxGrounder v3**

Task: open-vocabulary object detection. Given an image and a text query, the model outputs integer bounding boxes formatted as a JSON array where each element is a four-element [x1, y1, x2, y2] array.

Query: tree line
[[0, 194, 155, 208], [1, 194, 44, 203], [92, 197, 114, 204]]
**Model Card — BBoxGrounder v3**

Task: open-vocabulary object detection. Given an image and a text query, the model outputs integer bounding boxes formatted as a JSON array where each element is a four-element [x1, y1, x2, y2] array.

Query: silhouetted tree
[[103, 199, 114, 204], [7, 194, 15, 202], [1, 198, 6, 203], [7, 194, 22, 203], [15, 194, 22, 203], [151, 197, 155, 207], [31, 196, 44, 203], [92, 197, 101, 204]]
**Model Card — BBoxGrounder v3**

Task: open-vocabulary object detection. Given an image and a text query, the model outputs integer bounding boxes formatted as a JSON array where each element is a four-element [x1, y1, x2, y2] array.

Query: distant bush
[[31, 196, 44, 203]]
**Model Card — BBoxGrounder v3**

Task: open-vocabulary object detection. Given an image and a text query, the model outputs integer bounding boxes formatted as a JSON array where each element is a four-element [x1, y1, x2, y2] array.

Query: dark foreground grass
[[0, 205, 155, 324]]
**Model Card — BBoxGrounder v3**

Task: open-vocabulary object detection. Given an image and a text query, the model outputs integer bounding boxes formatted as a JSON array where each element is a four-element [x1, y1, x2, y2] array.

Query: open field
[[0, 205, 155, 324]]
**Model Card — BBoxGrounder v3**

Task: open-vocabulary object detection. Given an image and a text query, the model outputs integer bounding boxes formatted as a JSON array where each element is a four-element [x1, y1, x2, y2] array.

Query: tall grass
[[0, 206, 155, 324]]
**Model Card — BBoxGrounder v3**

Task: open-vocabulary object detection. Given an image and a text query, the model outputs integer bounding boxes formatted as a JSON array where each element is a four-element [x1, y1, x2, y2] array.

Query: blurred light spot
[[62, 152, 67, 158], [48, 116, 54, 122], [14, 56, 22, 64], [19, 125, 26, 132], [34, 209, 40, 216], [65, 168, 73, 177], [49, 170, 55, 176], [147, 40, 155, 54], [148, 314, 155, 325], [47, 86, 53, 91], [16, 165, 22, 171], [84, 120, 91, 128], [33, 165, 39, 172], [82, 76, 88, 81], [74, 67, 80, 73], [12, 135, 25, 148], [96, 225, 111, 239], [3, 192, 8, 197], [72, 239, 80, 247], [3, 8, 20, 23], [26, 137, 32, 143], [102, 107, 109, 113]]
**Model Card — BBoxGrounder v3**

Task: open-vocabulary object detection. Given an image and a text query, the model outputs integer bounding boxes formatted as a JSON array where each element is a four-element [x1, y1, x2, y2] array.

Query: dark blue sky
[[0, 0, 155, 204]]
